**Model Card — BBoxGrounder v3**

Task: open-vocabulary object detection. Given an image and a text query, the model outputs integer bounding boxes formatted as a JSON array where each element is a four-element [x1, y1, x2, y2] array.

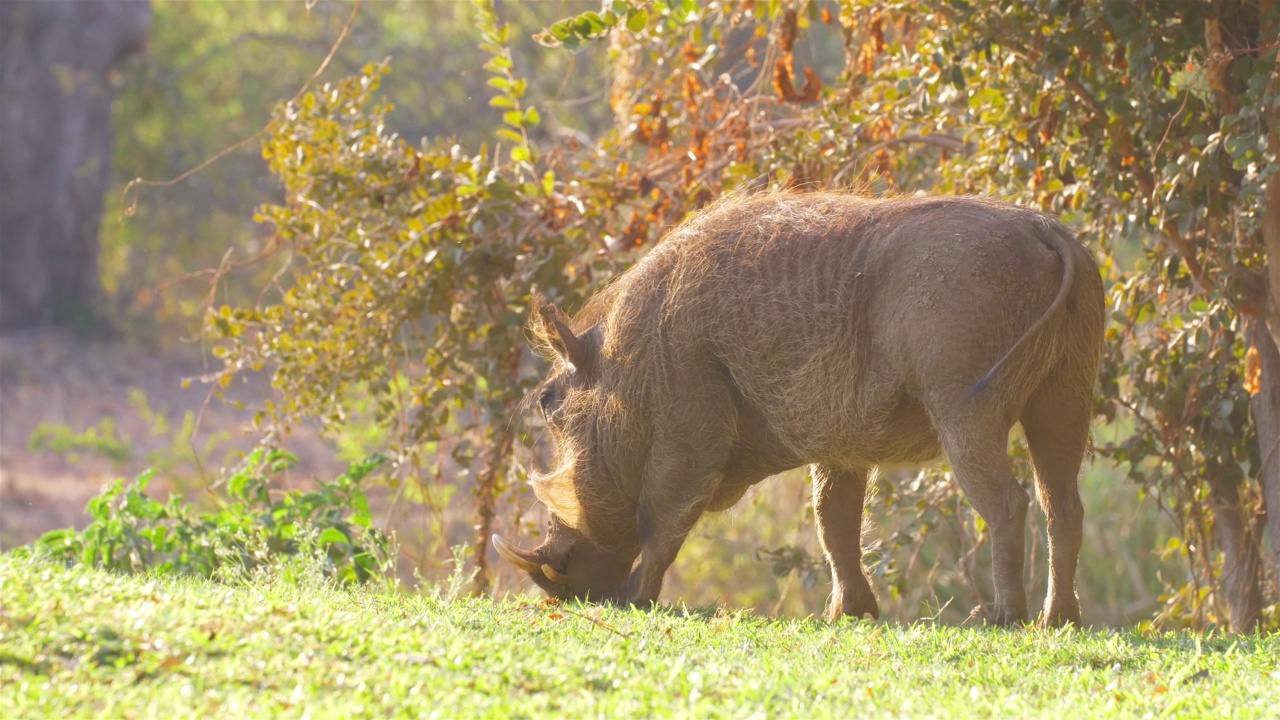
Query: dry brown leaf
[[1244, 346, 1262, 396]]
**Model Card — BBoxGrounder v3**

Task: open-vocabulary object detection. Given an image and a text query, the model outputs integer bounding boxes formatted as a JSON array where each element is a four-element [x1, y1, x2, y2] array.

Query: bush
[[27, 450, 393, 585]]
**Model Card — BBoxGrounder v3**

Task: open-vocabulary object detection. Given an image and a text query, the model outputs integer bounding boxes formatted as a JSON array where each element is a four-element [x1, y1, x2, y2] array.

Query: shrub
[[28, 450, 393, 586]]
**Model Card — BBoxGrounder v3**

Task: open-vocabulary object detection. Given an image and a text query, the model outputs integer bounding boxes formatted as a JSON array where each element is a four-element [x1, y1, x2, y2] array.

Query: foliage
[[124, 388, 235, 480], [107, 0, 609, 336], [204, 0, 644, 589], [27, 419, 132, 465], [4, 556, 1280, 717], [534, 0, 667, 50], [24, 389, 238, 498], [26, 451, 392, 586]]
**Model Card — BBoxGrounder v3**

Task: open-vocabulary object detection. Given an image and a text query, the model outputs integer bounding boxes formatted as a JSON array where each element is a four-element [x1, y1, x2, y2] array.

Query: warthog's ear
[[530, 296, 589, 371]]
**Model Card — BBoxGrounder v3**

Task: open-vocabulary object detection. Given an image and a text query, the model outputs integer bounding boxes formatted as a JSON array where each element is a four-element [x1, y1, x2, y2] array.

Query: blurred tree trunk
[[1258, 0, 1280, 606], [1210, 0, 1279, 633], [1250, 319, 1280, 602], [1204, 458, 1264, 632], [0, 0, 150, 331], [1268, 169, 1280, 363]]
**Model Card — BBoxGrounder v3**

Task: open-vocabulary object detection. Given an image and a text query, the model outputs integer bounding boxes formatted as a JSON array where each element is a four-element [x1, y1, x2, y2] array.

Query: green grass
[[1, 555, 1277, 718]]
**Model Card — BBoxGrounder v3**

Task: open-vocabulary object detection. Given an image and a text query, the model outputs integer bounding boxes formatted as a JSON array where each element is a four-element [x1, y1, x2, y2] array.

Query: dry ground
[[0, 329, 546, 598], [0, 329, 340, 548]]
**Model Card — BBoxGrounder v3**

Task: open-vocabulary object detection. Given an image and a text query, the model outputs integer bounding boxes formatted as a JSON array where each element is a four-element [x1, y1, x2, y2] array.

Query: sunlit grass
[[2, 555, 1276, 718]]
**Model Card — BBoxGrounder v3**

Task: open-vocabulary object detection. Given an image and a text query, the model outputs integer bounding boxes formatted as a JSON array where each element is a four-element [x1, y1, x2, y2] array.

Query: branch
[[858, 132, 975, 156], [119, 0, 362, 220], [1058, 75, 1106, 118], [830, 133, 973, 187], [1156, 227, 1216, 297], [1004, 41, 1105, 118]]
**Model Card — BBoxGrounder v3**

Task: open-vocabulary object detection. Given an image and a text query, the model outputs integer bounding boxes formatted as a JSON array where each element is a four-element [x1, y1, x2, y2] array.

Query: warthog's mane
[[527, 281, 639, 541]]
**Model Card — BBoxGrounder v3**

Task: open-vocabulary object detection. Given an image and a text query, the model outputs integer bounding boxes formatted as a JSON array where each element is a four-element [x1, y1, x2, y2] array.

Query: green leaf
[[549, 21, 573, 40], [495, 127, 524, 144], [318, 528, 350, 546], [228, 469, 253, 501], [482, 56, 512, 73], [627, 8, 649, 32], [577, 12, 608, 34]]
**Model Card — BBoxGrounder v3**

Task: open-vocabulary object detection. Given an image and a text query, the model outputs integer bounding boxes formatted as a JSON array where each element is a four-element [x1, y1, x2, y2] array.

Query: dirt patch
[[0, 329, 342, 548]]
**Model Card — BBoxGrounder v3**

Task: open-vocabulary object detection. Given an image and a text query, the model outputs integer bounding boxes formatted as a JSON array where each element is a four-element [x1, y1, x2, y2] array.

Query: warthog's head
[[493, 296, 640, 601], [492, 517, 633, 601]]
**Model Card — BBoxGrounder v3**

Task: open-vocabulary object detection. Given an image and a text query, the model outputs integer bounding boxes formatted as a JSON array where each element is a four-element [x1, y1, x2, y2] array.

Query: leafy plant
[[28, 419, 133, 465], [28, 450, 393, 585], [205, 0, 634, 593]]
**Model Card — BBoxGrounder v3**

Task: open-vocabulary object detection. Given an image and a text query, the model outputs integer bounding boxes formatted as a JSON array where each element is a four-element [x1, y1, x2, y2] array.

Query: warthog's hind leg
[[812, 464, 880, 621], [938, 422, 1031, 626], [1021, 384, 1090, 628]]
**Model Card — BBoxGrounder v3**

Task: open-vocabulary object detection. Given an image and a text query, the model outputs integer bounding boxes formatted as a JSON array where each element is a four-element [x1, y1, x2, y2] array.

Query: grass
[[1, 555, 1277, 719]]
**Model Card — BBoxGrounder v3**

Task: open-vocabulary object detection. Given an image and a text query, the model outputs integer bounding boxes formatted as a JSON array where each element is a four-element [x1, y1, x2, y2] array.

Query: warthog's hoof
[[826, 583, 880, 621], [1039, 598, 1082, 628], [986, 603, 1031, 627]]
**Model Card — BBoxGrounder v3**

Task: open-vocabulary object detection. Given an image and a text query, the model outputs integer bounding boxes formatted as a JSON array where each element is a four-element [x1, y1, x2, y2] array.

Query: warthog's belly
[[853, 390, 943, 468], [711, 385, 942, 511]]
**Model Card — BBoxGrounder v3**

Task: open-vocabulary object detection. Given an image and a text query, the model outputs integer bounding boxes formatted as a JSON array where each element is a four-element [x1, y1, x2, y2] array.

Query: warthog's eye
[[539, 389, 556, 414]]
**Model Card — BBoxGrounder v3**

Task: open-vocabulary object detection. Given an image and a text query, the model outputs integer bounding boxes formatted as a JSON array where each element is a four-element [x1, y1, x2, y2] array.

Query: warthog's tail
[[970, 217, 1078, 396]]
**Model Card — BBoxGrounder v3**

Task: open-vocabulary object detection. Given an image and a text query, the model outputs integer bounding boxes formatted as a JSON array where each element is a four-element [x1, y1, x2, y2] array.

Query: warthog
[[494, 192, 1104, 626]]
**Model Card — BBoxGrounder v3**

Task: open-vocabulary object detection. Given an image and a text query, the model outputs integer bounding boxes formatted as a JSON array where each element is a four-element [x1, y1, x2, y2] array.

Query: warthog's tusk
[[492, 534, 541, 574], [541, 564, 568, 585]]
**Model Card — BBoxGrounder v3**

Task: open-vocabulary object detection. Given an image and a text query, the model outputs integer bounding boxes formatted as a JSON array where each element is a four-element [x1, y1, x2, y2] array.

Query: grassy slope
[[1, 556, 1276, 719]]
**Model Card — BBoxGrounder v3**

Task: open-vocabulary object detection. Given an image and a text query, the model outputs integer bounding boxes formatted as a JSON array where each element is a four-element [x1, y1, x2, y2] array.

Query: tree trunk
[[0, 0, 150, 331], [472, 423, 515, 596], [1261, 5, 1280, 606], [1249, 320, 1280, 601], [1262, 0, 1280, 362], [1265, 138, 1280, 374], [1204, 459, 1264, 632]]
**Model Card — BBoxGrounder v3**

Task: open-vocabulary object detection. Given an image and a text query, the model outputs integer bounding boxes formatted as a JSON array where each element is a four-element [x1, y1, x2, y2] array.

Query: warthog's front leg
[[812, 464, 880, 621], [617, 449, 725, 607], [618, 499, 711, 607], [616, 381, 736, 607]]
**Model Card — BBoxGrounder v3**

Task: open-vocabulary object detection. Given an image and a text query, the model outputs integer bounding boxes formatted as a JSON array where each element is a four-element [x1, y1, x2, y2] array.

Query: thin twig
[[1149, 89, 1191, 180], [118, 0, 362, 221], [558, 606, 632, 638]]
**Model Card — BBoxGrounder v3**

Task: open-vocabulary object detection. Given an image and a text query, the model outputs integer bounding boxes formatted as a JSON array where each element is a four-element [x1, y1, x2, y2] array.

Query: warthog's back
[[603, 192, 1103, 467]]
